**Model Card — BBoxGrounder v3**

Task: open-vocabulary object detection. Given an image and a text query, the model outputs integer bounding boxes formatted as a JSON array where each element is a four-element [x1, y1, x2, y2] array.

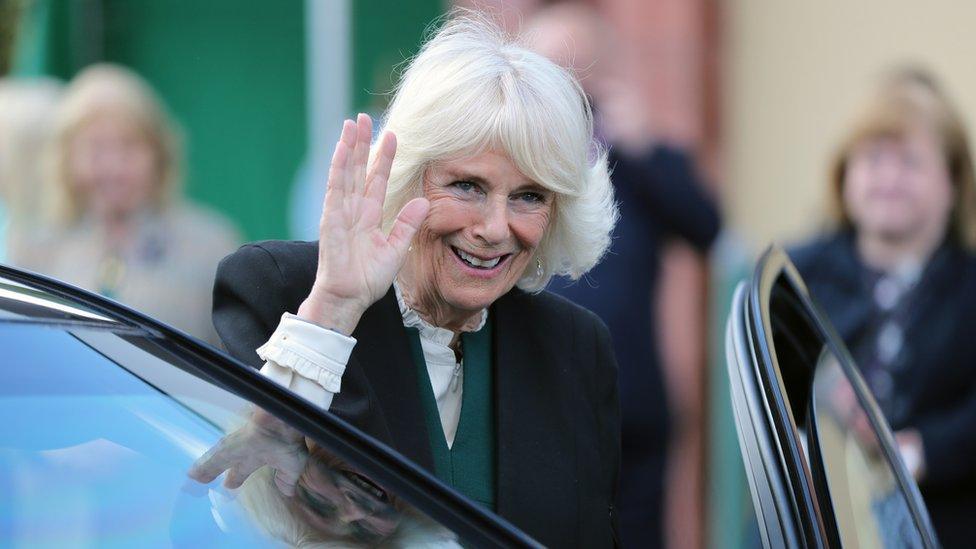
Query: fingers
[[223, 467, 249, 490], [224, 452, 267, 490], [351, 113, 373, 194], [365, 131, 397, 203], [187, 438, 236, 484], [325, 120, 357, 207], [387, 197, 430, 258]]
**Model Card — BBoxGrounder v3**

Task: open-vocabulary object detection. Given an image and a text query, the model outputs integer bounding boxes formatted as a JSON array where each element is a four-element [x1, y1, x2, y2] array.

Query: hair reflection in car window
[[236, 441, 460, 547]]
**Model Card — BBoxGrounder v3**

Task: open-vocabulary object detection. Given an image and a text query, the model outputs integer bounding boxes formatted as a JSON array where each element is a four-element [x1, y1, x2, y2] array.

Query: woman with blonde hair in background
[[25, 64, 241, 344], [790, 67, 976, 548]]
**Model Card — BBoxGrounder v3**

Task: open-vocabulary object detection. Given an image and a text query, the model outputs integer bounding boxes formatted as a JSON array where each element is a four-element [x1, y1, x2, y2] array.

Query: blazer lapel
[[330, 288, 435, 471], [493, 291, 578, 545]]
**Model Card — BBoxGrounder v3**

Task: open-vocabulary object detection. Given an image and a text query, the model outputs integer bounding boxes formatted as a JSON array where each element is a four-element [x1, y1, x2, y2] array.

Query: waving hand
[[298, 114, 430, 334]]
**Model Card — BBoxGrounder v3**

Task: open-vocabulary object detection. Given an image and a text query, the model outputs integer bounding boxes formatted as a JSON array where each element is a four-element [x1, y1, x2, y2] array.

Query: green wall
[[101, 0, 306, 241], [351, 1, 444, 113], [14, 0, 306, 241], [12, 0, 445, 241]]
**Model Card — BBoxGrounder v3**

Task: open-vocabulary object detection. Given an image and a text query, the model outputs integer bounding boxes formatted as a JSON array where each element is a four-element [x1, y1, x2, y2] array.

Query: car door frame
[[0, 263, 542, 549], [726, 246, 938, 548]]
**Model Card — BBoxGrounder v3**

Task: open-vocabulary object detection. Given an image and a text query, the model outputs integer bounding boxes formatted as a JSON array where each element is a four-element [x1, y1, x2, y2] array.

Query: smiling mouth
[[451, 246, 510, 270]]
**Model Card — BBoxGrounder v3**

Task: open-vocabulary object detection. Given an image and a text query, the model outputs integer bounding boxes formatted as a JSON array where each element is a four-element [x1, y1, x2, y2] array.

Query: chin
[[443, 285, 509, 312], [445, 293, 498, 313]]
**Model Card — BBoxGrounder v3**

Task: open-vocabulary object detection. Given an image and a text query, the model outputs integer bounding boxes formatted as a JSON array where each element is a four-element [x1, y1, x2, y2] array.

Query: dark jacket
[[212, 240, 622, 548], [790, 232, 976, 548]]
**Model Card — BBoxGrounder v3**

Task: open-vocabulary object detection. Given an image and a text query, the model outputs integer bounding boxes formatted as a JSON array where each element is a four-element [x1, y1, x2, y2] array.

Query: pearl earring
[[536, 258, 543, 277]]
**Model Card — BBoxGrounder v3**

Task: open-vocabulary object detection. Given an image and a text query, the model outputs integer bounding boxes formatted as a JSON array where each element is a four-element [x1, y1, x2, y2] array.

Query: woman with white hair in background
[[193, 13, 621, 547], [24, 64, 241, 344]]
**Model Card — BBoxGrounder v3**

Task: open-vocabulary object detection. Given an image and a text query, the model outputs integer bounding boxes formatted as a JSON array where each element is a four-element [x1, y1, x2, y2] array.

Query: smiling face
[[399, 150, 553, 326], [843, 125, 954, 245]]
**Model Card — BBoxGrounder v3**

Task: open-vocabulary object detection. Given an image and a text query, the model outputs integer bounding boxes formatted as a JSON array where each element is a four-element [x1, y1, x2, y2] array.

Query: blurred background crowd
[[2, 0, 976, 548]]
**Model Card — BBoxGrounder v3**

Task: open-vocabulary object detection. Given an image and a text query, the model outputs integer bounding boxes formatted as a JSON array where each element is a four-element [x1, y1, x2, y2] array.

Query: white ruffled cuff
[[256, 312, 356, 409]]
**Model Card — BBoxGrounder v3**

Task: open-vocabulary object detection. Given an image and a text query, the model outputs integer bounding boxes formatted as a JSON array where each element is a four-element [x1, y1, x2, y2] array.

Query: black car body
[[2, 245, 942, 547], [0, 263, 539, 547], [725, 246, 940, 548]]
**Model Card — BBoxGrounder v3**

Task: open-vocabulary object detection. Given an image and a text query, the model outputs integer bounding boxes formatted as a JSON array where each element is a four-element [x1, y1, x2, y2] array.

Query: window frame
[[0, 263, 542, 548], [726, 246, 938, 548]]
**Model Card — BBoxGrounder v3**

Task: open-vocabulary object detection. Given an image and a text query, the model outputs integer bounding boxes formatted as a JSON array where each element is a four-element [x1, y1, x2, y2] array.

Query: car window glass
[[810, 349, 923, 548], [0, 323, 463, 547], [765, 271, 927, 548]]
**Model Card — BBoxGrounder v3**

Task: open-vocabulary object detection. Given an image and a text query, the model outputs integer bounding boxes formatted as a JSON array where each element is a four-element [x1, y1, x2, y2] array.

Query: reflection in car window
[[0, 323, 461, 547], [810, 350, 923, 548], [0, 276, 118, 324]]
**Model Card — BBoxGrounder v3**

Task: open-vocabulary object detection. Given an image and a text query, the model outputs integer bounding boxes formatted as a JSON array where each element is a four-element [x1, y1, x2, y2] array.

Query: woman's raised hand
[[298, 114, 430, 334]]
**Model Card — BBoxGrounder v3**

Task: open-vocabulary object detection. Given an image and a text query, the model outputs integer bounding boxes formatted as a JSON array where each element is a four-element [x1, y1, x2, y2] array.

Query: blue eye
[[452, 180, 481, 194], [517, 192, 545, 203]]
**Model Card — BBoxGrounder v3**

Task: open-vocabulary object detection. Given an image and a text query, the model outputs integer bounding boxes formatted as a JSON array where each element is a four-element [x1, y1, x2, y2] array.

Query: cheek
[[842, 167, 868, 208], [421, 196, 479, 236], [126, 147, 159, 191], [67, 145, 97, 188], [924, 173, 955, 218], [842, 169, 886, 224], [511, 210, 551, 250]]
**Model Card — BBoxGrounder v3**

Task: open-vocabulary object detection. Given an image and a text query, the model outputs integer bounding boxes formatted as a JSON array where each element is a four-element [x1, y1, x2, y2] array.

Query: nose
[[472, 196, 510, 245]]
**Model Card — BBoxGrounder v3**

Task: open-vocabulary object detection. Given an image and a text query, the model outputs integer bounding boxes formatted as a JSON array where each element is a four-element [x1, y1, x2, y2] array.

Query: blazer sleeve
[[592, 314, 622, 545], [212, 243, 297, 369]]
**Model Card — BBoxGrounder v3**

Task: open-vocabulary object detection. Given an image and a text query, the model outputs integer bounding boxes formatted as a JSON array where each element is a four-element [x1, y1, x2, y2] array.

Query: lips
[[451, 246, 510, 270]]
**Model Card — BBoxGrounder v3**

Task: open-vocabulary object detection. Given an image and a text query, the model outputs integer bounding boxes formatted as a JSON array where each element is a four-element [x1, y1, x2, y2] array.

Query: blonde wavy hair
[[828, 67, 976, 250], [376, 12, 618, 292], [47, 63, 182, 225]]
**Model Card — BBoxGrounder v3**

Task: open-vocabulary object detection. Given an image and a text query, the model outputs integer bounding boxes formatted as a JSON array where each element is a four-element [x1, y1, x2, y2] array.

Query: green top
[[405, 319, 496, 510]]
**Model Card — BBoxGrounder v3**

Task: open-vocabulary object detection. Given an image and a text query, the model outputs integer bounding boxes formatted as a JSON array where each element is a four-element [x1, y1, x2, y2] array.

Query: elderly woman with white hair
[[198, 14, 620, 547]]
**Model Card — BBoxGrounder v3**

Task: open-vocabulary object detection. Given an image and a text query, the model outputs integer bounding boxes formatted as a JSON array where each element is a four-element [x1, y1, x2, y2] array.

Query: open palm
[[299, 114, 429, 334]]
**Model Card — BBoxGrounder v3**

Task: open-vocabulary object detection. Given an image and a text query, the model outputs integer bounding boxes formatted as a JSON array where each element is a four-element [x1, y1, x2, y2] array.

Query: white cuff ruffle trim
[[256, 312, 356, 398]]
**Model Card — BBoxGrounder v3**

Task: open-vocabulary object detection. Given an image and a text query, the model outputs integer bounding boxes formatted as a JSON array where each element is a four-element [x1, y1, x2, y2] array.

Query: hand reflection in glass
[[188, 407, 307, 496], [188, 408, 405, 545]]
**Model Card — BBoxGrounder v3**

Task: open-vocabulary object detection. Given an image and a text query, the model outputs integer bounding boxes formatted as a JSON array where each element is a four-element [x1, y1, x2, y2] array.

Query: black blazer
[[791, 232, 976, 548], [212, 240, 621, 548]]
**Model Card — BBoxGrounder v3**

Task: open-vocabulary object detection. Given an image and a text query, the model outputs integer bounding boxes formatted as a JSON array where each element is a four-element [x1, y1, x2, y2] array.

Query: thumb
[[387, 197, 430, 258]]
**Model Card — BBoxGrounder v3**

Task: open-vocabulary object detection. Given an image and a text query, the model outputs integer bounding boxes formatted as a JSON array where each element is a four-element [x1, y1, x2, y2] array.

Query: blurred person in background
[[21, 64, 241, 344], [0, 78, 61, 264], [790, 68, 976, 548], [527, 4, 721, 548]]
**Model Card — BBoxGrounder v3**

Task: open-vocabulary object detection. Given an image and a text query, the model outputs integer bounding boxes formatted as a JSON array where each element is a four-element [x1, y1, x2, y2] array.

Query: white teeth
[[457, 249, 501, 268]]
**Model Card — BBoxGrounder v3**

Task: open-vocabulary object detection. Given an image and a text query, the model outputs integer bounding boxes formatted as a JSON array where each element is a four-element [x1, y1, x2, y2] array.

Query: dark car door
[[0, 264, 540, 547], [725, 246, 939, 548]]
